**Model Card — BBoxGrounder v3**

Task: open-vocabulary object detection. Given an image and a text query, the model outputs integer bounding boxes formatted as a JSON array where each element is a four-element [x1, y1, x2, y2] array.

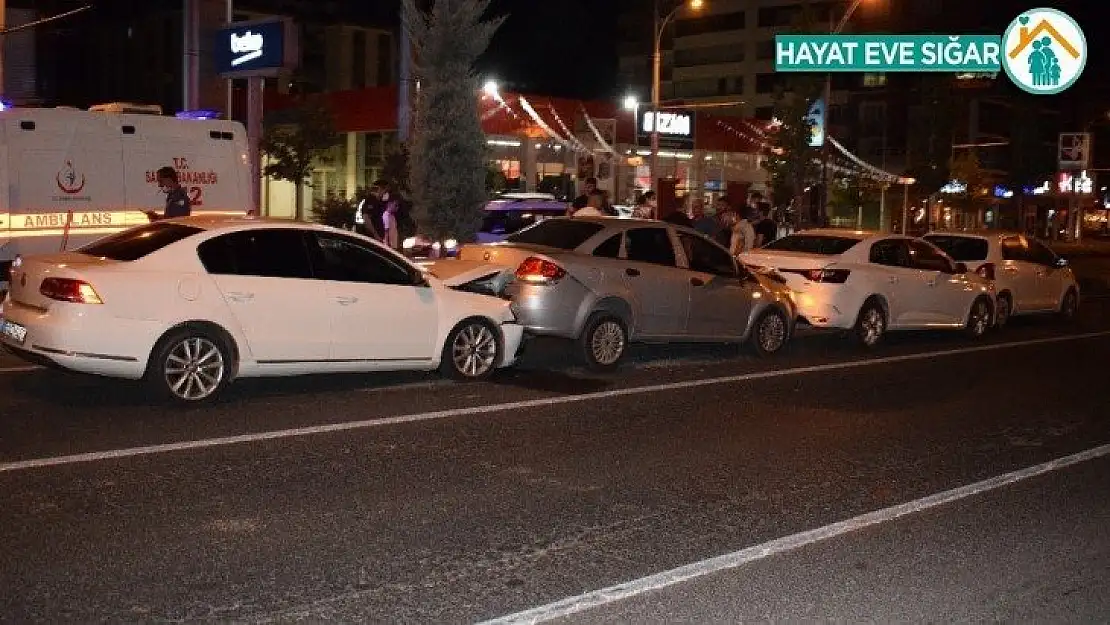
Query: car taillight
[[40, 278, 103, 304], [976, 263, 995, 281], [515, 257, 566, 284], [786, 268, 851, 283]]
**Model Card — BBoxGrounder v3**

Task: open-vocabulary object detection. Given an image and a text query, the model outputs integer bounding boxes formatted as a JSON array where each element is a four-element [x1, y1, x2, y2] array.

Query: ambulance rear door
[[9, 109, 127, 256], [121, 115, 250, 216]]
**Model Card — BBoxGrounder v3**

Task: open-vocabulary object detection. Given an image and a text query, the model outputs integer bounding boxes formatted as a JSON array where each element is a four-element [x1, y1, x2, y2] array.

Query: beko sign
[[637, 109, 695, 148], [214, 18, 298, 78]]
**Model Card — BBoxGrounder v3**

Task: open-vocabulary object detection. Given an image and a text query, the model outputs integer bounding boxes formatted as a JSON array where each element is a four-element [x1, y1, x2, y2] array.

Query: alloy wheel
[[860, 308, 884, 346], [163, 337, 226, 401], [590, 321, 626, 366], [757, 313, 787, 354], [970, 300, 990, 336], [451, 323, 498, 378]]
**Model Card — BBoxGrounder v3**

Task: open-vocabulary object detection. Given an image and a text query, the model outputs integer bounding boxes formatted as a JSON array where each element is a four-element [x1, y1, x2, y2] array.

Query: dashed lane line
[[0, 331, 1107, 474]]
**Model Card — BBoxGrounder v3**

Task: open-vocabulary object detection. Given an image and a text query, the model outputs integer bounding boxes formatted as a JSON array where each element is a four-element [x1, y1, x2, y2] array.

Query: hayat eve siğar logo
[[55, 160, 86, 194], [1001, 8, 1087, 95]]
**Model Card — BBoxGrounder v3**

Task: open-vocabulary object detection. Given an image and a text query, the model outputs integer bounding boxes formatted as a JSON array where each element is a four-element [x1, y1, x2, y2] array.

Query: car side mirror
[[1055, 257, 1068, 268], [954, 262, 968, 274]]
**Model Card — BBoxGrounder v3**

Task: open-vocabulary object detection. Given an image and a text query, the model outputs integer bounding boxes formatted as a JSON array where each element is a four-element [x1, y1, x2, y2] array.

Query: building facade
[[259, 85, 770, 220]]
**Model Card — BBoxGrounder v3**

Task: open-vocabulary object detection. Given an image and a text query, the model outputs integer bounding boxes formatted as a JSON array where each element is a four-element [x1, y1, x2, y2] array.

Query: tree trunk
[[294, 180, 305, 221]]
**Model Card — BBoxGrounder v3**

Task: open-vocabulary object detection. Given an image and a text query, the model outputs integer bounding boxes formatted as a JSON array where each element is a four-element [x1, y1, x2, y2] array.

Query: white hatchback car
[[0, 217, 524, 403], [741, 229, 996, 347], [923, 230, 1079, 327]]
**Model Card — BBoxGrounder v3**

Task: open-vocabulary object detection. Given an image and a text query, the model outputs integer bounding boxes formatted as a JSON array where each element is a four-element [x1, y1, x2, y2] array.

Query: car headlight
[[402, 237, 417, 249], [444, 238, 458, 250]]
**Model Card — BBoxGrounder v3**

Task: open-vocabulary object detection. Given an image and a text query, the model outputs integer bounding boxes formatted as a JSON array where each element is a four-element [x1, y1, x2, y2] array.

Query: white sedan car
[[923, 230, 1079, 327], [741, 229, 996, 347], [0, 217, 524, 403]]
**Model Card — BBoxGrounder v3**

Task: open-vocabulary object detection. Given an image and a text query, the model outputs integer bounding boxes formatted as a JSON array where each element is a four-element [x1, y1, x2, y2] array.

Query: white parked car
[[741, 229, 996, 347], [0, 217, 524, 403], [923, 230, 1079, 327]]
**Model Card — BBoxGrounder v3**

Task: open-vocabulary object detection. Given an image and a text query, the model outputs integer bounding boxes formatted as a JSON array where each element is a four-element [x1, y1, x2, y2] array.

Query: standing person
[[377, 180, 402, 250], [144, 166, 191, 221], [691, 199, 718, 237], [571, 177, 599, 210], [662, 197, 693, 227], [632, 191, 657, 219], [720, 209, 755, 257], [356, 184, 384, 240], [754, 202, 777, 247], [746, 190, 765, 223], [571, 190, 605, 217]]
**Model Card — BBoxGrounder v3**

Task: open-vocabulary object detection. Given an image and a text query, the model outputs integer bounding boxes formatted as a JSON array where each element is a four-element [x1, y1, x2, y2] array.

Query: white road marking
[[0, 331, 1108, 474], [480, 443, 1110, 625]]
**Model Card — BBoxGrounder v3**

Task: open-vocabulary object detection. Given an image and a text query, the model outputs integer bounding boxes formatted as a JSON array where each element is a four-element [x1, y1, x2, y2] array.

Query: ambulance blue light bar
[[175, 109, 221, 120]]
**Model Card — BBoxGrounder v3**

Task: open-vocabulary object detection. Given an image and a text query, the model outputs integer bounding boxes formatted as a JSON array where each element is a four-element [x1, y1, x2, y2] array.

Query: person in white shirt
[[721, 210, 755, 256], [572, 190, 605, 217]]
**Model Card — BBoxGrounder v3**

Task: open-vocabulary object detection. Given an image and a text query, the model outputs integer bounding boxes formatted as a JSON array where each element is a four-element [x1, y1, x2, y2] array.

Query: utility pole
[[226, 0, 233, 119], [182, 0, 200, 111]]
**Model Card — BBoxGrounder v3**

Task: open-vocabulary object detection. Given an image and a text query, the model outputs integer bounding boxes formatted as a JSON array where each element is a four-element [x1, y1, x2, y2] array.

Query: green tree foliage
[[827, 174, 882, 225], [382, 145, 412, 193], [310, 194, 356, 229], [762, 75, 823, 217], [948, 150, 991, 217], [905, 75, 959, 197], [261, 97, 340, 221], [402, 0, 505, 243]]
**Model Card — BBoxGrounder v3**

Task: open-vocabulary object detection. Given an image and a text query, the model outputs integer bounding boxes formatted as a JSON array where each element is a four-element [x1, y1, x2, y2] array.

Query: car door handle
[[625, 268, 641, 277], [226, 291, 254, 302], [335, 296, 359, 306], [690, 277, 705, 287]]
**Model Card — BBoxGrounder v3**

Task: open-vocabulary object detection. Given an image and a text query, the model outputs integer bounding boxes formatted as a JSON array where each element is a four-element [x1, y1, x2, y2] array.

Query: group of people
[[355, 180, 414, 250], [564, 178, 778, 258]]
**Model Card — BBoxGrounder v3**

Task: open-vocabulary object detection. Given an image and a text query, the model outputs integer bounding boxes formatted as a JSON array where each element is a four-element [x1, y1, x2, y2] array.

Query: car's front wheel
[[750, 308, 790, 357], [580, 313, 628, 372], [441, 318, 501, 381], [145, 326, 232, 404]]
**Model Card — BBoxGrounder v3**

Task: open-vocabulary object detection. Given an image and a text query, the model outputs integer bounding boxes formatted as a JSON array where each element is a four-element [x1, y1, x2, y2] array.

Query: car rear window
[[505, 219, 605, 250], [923, 235, 989, 261], [762, 234, 861, 255], [480, 209, 566, 235], [78, 222, 204, 261]]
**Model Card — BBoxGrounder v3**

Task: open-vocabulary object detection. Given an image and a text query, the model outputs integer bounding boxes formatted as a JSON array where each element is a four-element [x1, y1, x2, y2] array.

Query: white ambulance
[[0, 102, 251, 294]]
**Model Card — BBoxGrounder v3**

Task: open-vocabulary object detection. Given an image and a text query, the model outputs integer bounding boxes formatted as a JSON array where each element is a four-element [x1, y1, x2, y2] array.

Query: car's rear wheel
[[853, 299, 887, 348], [750, 309, 789, 357], [580, 313, 627, 372], [441, 318, 501, 381], [995, 292, 1012, 329], [1058, 288, 1079, 322], [145, 326, 232, 404], [965, 296, 993, 339]]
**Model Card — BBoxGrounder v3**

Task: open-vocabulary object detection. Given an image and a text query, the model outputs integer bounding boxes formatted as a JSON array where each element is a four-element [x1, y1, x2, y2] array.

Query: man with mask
[[144, 166, 191, 221]]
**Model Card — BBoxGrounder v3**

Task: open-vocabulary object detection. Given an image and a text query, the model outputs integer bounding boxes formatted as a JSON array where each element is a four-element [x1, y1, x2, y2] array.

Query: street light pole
[[650, 0, 662, 192], [820, 0, 866, 226], [649, 0, 703, 194]]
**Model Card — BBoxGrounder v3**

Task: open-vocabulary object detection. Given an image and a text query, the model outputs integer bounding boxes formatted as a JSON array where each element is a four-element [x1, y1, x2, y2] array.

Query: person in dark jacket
[[571, 177, 599, 210], [144, 166, 191, 221], [754, 202, 778, 247]]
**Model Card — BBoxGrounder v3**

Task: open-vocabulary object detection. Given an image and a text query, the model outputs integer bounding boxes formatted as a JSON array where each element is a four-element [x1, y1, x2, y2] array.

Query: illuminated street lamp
[[482, 79, 499, 98], [820, 0, 876, 224], [650, 0, 704, 190], [623, 94, 639, 111]]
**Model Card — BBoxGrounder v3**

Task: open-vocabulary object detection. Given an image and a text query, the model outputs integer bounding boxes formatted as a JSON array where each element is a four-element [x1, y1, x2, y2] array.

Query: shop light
[[486, 138, 521, 147]]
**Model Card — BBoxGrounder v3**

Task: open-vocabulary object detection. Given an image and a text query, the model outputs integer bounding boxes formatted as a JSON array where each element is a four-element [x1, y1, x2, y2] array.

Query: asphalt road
[[1, 267, 1109, 622]]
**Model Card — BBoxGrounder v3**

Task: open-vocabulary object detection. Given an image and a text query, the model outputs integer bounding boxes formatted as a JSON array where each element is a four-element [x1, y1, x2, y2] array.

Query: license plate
[[0, 319, 27, 345]]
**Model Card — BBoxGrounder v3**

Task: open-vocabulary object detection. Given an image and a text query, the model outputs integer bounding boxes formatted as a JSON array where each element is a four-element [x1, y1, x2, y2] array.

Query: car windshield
[[78, 222, 204, 261], [923, 235, 989, 261], [762, 234, 861, 255], [505, 219, 605, 250], [480, 209, 566, 235]]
